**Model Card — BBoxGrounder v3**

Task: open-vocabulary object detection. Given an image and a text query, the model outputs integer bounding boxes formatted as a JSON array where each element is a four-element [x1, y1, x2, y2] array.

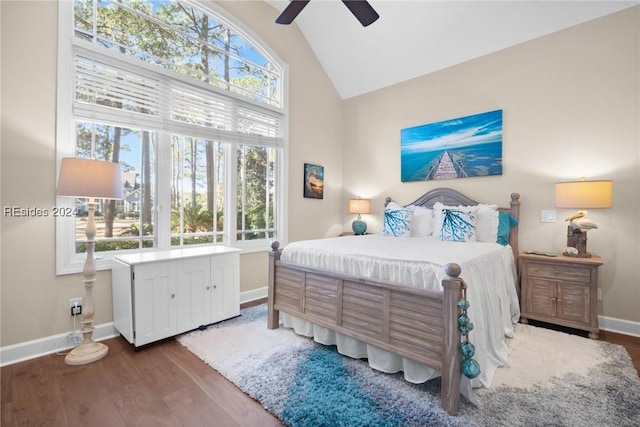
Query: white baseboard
[[599, 315, 640, 338], [240, 286, 268, 304], [0, 287, 270, 367], [0, 322, 119, 368], [2, 295, 636, 367]]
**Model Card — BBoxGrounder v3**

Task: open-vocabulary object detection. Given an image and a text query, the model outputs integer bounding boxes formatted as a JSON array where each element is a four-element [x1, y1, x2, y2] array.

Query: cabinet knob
[[171, 293, 176, 298], [213, 285, 217, 289], [206, 286, 210, 290]]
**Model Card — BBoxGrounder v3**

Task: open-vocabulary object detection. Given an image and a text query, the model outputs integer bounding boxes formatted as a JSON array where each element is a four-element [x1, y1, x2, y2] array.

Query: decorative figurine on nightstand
[[563, 247, 579, 256], [564, 211, 598, 258]]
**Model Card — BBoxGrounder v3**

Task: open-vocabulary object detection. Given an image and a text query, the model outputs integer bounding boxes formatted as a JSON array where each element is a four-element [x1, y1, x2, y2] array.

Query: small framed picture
[[303, 163, 324, 199]]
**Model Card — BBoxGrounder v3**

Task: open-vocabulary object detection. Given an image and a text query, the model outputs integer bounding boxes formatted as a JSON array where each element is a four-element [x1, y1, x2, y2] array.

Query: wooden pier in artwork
[[425, 151, 468, 180]]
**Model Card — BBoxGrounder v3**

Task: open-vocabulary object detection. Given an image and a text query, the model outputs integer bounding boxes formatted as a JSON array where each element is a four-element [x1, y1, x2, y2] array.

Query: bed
[[267, 188, 521, 415]]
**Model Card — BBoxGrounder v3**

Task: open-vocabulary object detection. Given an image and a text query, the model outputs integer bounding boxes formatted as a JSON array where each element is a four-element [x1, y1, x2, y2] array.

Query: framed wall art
[[401, 109, 503, 182], [303, 163, 324, 199]]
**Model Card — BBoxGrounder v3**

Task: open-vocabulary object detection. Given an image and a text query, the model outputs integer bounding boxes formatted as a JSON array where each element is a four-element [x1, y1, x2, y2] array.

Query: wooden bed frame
[[267, 188, 521, 415]]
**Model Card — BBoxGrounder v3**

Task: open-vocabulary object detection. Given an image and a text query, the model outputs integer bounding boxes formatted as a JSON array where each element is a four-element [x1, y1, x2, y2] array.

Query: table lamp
[[348, 198, 371, 235], [555, 179, 612, 258]]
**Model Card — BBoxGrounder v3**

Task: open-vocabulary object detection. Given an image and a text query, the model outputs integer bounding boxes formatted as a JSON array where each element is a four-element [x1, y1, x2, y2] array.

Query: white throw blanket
[[279, 235, 520, 396]]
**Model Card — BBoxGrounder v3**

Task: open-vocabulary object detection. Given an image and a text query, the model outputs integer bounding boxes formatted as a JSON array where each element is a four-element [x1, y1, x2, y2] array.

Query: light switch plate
[[540, 210, 556, 223]]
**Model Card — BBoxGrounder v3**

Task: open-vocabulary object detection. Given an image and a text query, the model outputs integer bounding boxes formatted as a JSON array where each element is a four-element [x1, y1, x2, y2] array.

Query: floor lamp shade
[[349, 198, 371, 235], [56, 158, 123, 365], [56, 158, 123, 199]]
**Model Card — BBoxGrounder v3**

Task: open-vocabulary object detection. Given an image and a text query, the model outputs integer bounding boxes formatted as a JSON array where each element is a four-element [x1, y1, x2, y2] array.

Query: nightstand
[[338, 231, 370, 236], [519, 253, 603, 339]]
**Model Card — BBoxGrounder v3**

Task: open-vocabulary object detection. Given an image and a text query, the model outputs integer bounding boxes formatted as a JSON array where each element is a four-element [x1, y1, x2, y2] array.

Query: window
[[236, 145, 277, 241], [57, 0, 287, 274], [171, 136, 224, 246]]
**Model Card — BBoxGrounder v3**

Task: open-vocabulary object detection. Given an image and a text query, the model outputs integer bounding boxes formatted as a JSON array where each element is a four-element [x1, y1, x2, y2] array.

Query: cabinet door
[[526, 278, 557, 318], [209, 253, 240, 323], [133, 261, 177, 346], [557, 282, 590, 324], [176, 256, 211, 332]]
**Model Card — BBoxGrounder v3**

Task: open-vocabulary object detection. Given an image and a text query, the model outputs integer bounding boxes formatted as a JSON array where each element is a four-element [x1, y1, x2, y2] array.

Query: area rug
[[177, 304, 640, 427]]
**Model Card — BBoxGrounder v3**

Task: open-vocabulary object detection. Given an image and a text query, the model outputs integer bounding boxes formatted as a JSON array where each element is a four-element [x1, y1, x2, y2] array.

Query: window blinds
[[73, 44, 284, 148]]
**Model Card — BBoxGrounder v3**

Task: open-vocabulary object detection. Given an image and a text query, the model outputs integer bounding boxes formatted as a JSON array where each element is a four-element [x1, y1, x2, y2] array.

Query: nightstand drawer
[[526, 262, 591, 283]]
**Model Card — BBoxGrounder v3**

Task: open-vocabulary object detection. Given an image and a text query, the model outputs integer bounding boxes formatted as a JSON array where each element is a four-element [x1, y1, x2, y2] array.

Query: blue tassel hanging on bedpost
[[457, 281, 481, 379]]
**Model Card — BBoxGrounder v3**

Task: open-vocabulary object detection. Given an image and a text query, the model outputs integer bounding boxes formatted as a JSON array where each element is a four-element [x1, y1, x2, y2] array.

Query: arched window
[[57, 0, 287, 274]]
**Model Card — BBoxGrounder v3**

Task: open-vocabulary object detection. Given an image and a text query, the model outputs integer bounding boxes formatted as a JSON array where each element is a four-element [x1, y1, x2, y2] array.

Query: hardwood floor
[[2, 304, 638, 426], [599, 329, 640, 376], [0, 334, 282, 427]]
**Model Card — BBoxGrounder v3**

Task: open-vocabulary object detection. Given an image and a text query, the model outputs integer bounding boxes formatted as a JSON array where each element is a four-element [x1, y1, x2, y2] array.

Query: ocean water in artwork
[[401, 110, 502, 182]]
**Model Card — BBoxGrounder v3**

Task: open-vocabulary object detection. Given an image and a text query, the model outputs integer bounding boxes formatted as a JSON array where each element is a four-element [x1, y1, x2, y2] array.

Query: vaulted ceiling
[[266, 1, 638, 99]]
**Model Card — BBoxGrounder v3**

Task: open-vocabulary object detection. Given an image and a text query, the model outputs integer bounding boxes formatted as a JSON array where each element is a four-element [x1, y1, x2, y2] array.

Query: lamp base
[[352, 219, 367, 235], [65, 341, 109, 365], [566, 227, 592, 258]]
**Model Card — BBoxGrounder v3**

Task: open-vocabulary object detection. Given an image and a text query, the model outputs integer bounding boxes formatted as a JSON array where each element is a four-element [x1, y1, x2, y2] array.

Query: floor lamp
[[56, 158, 123, 365]]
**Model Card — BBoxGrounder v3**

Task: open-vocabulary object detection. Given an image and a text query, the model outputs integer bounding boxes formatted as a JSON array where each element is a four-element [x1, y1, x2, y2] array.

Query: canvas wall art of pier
[[400, 110, 503, 182]]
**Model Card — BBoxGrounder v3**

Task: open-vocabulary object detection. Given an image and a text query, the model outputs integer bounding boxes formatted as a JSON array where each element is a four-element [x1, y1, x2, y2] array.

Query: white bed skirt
[[282, 312, 477, 402]]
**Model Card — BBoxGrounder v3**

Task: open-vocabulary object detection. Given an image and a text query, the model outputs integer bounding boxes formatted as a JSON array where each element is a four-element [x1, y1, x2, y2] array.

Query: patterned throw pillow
[[381, 202, 413, 237], [440, 208, 477, 242]]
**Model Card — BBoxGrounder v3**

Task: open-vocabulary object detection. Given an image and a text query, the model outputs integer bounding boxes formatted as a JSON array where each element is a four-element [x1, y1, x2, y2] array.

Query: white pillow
[[432, 202, 499, 243], [381, 202, 413, 237], [408, 205, 434, 238], [432, 202, 478, 238], [440, 208, 477, 242], [475, 204, 499, 243]]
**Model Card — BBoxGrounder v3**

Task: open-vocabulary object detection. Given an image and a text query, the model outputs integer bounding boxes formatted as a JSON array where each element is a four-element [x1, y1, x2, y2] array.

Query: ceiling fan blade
[[275, 0, 311, 25], [342, 0, 379, 27]]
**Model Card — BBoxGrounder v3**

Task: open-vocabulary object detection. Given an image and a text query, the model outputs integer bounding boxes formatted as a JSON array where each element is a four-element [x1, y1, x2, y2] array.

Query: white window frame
[[56, 0, 289, 275]]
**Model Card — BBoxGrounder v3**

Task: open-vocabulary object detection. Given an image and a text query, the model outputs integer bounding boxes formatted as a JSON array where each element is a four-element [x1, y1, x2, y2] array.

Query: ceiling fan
[[276, 0, 380, 27]]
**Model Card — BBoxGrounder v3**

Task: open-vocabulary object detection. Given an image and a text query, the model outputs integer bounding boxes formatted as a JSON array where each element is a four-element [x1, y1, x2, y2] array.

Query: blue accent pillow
[[381, 203, 413, 237], [440, 209, 477, 242], [497, 212, 518, 245]]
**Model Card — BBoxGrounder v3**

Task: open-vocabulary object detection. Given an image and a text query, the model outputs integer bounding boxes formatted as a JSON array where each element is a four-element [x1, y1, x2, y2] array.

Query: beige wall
[[0, 0, 344, 347], [343, 7, 640, 323], [1, 1, 638, 351]]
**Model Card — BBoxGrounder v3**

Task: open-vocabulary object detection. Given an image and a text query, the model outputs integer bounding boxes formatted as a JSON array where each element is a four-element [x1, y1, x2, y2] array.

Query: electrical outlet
[[69, 298, 82, 316], [597, 288, 603, 301], [69, 331, 83, 345]]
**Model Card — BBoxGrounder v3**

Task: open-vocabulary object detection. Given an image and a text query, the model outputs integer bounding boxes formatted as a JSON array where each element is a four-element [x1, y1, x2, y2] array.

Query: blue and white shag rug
[[177, 305, 640, 427]]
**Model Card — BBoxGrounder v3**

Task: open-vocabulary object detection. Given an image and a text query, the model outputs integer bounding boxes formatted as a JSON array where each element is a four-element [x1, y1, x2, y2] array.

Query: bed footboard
[[267, 241, 464, 415]]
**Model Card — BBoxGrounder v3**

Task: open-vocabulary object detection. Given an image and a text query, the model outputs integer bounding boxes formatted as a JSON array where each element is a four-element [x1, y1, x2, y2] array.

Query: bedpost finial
[[271, 241, 280, 251], [445, 263, 461, 278]]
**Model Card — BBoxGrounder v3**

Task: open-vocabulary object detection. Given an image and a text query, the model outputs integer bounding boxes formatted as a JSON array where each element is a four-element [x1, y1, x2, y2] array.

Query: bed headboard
[[385, 188, 521, 257]]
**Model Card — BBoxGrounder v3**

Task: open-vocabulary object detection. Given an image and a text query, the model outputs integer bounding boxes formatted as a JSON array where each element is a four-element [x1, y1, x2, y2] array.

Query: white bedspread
[[279, 235, 520, 395]]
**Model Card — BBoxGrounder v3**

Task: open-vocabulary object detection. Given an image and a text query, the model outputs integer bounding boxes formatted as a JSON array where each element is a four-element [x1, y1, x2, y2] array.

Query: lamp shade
[[348, 199, 371, 215], [555, 180, 612, 209], [57, 158, 123, 199]]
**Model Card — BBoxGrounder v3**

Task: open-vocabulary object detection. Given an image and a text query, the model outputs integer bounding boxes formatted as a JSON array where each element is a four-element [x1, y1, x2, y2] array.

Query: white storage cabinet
[[112, 246, 240, 346]]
